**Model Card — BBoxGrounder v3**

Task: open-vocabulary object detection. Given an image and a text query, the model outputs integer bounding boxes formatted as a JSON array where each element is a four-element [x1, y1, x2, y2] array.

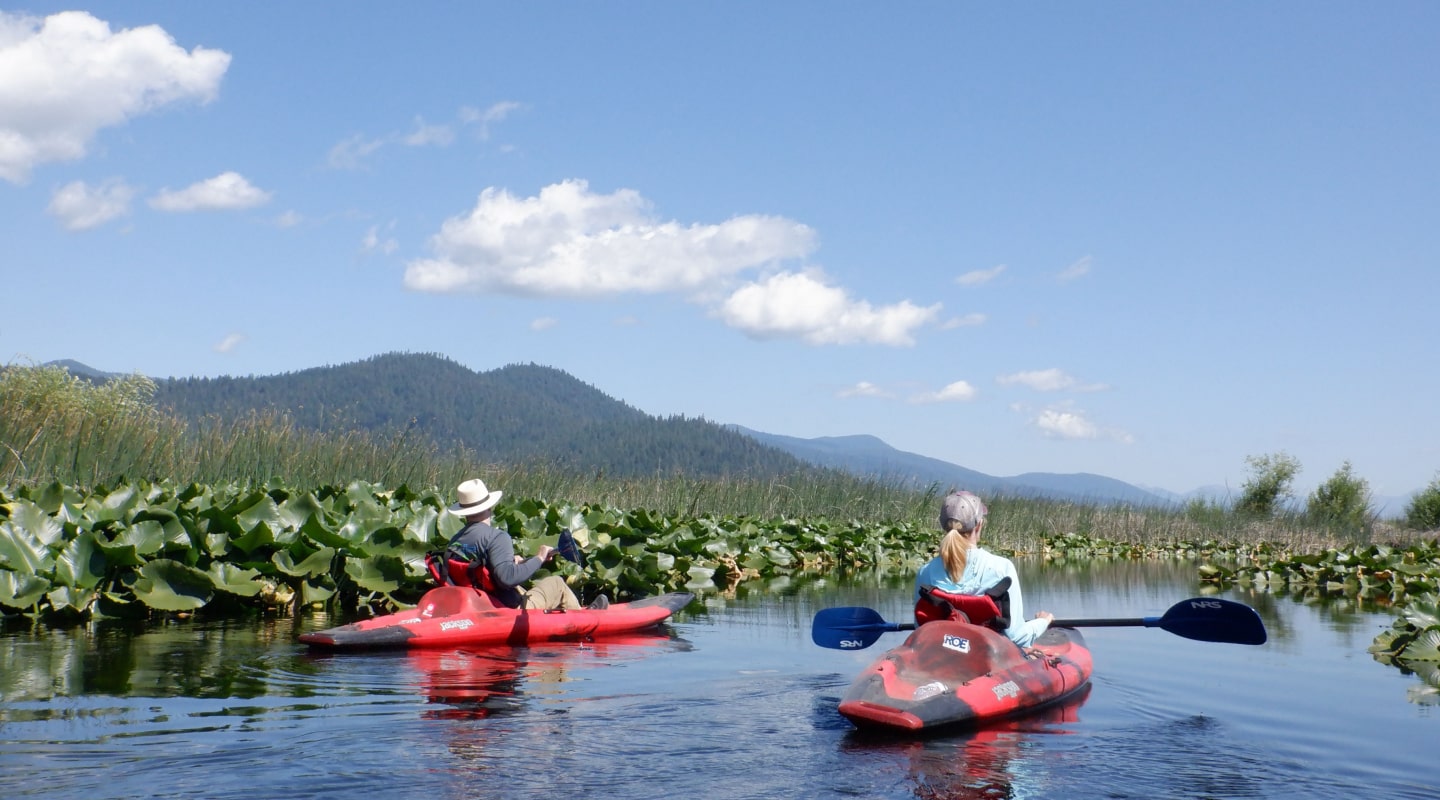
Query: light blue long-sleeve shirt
[[914, 546, 1051, 647]]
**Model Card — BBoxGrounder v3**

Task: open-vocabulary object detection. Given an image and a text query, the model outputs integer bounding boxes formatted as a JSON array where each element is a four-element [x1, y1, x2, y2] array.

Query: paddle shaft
[[813, 597, 1266, 649], [1052, 616, 1159, 628]]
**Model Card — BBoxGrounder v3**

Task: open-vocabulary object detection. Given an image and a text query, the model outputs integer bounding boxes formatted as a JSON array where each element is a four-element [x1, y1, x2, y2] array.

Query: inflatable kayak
[[300, 585, 693, 650], [836, 618, 1093, 732], [816, 594, 1264, 734]]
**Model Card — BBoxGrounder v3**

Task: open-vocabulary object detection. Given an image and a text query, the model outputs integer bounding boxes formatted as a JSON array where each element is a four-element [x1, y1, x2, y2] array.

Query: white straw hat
[[447, 478, 503, 516]]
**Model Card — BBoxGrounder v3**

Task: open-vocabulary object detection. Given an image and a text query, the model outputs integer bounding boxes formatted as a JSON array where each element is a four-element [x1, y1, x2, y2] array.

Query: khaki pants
[[521, 575, 582, 610]]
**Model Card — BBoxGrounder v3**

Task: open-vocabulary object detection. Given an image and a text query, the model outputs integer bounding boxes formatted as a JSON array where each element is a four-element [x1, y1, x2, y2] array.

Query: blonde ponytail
[[940, 528, 970, 583]]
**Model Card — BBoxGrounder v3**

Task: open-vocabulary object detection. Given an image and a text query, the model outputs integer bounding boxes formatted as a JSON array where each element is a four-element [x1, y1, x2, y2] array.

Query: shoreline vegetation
[[3, 362, 1438, 691]]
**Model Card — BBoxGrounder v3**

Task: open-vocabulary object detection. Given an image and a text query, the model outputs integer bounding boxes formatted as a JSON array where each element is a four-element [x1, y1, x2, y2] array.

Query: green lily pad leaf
[[24, 480, 81, 515], [89, 485, 140, 523], [300, 514, 350, 549], [300, 576, 336, 604], [277, 493, 327, 531], [54, 532, 106, 589], [228, 489, 281, 530], [273, 546, 335, 578], [109, 519, 167, 556], [0, 515, 58, 574], [206, 563, 265, 597], [364, 526, 407, 556], [47, 585, 100, 615], [94, 538, 144, 568], [0, 570, 51, 609], [132, 559, 215, 611], [403, 505, 439, 544], [1401, 630, 1440, 663], [9, 499, 66, 547], [231, 521, 277, 555], [344, 555, 406, 593]]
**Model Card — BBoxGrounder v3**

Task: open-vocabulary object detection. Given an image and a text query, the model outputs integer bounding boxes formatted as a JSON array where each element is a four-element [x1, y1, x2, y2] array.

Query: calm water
[[1, 560, 1435, 799]]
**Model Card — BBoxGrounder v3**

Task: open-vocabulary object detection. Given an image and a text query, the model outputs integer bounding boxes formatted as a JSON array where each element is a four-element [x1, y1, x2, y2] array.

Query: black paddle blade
[[556, 528, 585, 566], [812, 606, 909, 650], [1154, 597, 1268, 645]]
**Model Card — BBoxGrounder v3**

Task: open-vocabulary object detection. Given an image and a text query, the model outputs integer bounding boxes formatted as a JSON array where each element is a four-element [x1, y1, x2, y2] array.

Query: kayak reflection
[[843, 682, 1092, 800], [408, 633, 688, 720]]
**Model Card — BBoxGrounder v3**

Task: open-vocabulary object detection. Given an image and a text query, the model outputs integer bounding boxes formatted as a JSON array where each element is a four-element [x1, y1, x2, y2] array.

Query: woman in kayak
[[914, 490, 1053, 646], [445, 478, 591, 611]]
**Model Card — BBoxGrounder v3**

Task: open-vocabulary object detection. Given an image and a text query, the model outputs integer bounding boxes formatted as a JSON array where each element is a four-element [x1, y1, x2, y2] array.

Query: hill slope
[[151, 352, 806, 479]]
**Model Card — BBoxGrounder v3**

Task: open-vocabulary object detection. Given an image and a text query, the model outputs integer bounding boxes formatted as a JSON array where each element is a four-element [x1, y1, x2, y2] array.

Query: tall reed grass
[[0, 362, 1406, 550]]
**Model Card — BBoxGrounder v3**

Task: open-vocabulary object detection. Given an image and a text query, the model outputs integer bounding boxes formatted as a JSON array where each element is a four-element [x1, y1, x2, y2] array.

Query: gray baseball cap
[[940, 491, 987, 531]]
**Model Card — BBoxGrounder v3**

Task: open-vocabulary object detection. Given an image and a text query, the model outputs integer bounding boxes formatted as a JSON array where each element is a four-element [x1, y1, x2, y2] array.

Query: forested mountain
[[152, 352, 805, 478]]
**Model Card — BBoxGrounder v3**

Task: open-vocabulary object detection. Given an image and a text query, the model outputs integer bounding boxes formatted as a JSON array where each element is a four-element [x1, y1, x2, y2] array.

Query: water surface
[[1, 560, 1435, 799]]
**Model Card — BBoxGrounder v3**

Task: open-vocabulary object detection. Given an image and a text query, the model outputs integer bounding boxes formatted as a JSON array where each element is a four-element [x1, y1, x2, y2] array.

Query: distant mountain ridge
[[48, 353, 1416, 511], [727, 426, 1173, 506]]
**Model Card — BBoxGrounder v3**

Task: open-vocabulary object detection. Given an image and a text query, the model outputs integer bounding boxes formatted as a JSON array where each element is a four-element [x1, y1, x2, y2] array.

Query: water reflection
[[841, 683, 1090, 800], [399, 633, 685, 721]]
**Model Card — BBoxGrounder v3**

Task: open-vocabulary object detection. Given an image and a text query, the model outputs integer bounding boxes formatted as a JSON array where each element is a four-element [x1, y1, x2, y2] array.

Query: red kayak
[[836, 619, 1093, 732], [300, 585, 692, 650], [816, 593, 1263, 733]]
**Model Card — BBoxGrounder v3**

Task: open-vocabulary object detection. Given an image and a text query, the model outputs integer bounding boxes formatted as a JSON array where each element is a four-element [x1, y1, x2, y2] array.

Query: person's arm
[[1001, 559, 1053, 645], [479, 527, 544, 589]]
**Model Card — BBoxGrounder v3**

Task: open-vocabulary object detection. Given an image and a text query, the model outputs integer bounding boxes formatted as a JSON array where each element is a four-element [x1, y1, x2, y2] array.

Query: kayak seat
[[418, 585, 503, 618], [425, 551, 505, 607], [915, 583, 1010, 632]]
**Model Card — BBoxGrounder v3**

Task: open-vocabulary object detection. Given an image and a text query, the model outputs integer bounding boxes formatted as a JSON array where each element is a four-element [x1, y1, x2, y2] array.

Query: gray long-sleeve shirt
[[448, 520, 542, 608]]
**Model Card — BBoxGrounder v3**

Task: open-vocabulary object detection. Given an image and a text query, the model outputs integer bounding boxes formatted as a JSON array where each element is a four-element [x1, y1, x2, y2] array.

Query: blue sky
[[2, 3, 1437, 499]]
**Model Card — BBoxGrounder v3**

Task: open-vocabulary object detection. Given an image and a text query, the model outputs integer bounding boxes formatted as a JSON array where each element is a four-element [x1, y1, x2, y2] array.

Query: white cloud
[[956, 264, 1006, 286], [530, 317, 558, 331], [941, 313, 986, 329], [149, 171, 271, 212], [1058, 256, 1092, 282], [718, 271, 940, 346], [361, 223, 398, 255], [404, 179, 817, 296], [911, 380, 979, 404], [998, 368, 1076, 392], [402, 116, 454, 147], [837, 381, 894, 399], [47, 178, 134, 230], [1032, 405, 1132, 443], [0, 10, 229, 184], [327, 134, 385, 169], [460, 101, 523, 140], [328, 104, 516, 169], [1036, 408, 1097, 439], [997, 367, 1109, 392], [212, 332, 246, 353], [275, 210, 302, 228]]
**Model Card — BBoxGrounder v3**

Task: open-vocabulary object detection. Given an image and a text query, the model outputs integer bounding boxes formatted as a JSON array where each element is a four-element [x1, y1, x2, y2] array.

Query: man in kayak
[[914, 490, 1053, 646], [445, 478, 593, 611]]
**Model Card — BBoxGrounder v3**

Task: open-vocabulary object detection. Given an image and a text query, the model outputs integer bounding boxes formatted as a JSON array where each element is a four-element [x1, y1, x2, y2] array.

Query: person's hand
[[1035, 611, 1054, 621], [536, 544, 556, 563]]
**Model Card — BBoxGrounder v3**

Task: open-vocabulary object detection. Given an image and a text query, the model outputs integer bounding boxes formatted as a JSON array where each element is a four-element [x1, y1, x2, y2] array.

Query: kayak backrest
[[915, 587, 1003, 629], [426, 551, 500, 594]]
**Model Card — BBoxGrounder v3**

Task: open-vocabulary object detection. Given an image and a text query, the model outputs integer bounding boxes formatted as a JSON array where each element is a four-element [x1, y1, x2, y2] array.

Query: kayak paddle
[[812, 596, 1267, 650], [812, 606, 914, 650]]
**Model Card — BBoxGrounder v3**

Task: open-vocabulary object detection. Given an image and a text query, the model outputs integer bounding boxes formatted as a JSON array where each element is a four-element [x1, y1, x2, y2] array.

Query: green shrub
[[1405, 475, 1440, 531], [1307, 460, 1373, 534], [1235, 452, 1300, 518]]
